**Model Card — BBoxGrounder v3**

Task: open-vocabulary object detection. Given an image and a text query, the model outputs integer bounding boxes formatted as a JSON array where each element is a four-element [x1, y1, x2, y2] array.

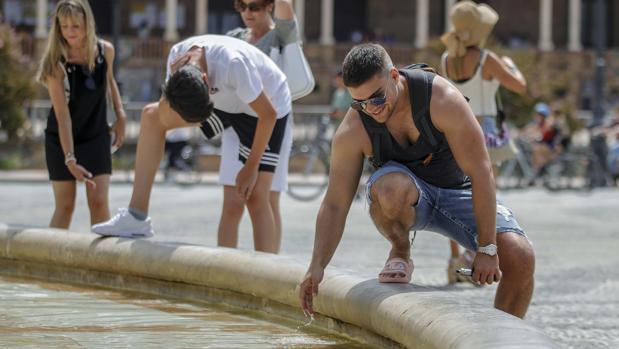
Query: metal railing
[[24, 100, 331, 143], [25, 99, 149, 142]]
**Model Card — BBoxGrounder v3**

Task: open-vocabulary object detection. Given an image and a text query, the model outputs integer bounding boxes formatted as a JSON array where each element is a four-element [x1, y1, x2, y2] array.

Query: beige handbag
[[270, 41, 315, 101]]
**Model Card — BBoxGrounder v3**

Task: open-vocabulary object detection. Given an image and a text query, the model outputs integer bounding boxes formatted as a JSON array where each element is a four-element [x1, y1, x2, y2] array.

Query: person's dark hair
[[342, 43, 393, 87], [162, 65, 214, 123]]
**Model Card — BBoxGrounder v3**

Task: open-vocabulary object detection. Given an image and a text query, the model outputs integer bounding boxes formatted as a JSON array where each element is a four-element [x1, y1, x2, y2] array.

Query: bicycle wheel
[[583, 152, 609, 191], [497, 158, 521, 190], [287, 144, 330, 201], [543, 153, 591, 192], [542, 159, 567, 192]]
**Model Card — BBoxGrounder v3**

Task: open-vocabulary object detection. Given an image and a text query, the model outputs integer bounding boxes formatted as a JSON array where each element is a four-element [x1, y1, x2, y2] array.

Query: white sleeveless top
[[441, 50, 500, 117]]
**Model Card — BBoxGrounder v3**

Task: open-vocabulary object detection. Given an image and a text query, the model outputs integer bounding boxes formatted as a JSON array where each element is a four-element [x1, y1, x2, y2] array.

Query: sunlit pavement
[[1, 181, 618, 349]]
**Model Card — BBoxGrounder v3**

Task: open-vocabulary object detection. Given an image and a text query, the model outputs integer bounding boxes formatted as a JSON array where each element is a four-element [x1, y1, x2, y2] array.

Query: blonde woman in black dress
[[37, 0, 125, 229]]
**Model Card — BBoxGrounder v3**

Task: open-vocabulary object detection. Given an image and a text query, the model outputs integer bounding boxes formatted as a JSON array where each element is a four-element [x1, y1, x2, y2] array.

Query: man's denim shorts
[[366, 161, 527, 251]]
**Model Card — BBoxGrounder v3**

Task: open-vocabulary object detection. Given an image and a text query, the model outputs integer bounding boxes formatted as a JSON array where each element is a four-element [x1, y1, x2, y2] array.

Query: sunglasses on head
[[80, 66, 96, 90], [350, 89, 387, 112], [235, 1, 265, 12]]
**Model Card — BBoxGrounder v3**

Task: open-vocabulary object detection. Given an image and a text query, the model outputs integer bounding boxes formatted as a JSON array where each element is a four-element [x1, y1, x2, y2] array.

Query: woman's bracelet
[[64, 152, 77, 166]]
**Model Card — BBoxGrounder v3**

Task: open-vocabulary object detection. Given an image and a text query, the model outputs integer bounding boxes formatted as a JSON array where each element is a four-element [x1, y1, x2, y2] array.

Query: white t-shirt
[[165, 35, 291, 119]]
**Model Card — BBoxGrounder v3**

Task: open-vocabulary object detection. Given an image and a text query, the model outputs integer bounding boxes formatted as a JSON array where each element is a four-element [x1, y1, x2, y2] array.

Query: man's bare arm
[[430, 76, 502, 284], [430, 76, 497, 247], [309, 112, 366, 269], [300, 112, 366, 314]]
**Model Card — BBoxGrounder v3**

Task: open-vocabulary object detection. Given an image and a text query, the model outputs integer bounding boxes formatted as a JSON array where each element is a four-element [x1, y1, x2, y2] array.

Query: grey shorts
[[366, 161, 527, 251]]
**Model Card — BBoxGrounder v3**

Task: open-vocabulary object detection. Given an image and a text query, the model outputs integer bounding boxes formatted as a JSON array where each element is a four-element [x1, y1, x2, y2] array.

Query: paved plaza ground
[[0, 179, 618, 348]]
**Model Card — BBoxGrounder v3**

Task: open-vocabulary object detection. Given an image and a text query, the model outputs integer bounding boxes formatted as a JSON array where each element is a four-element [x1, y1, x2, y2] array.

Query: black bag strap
[[97, 40, 105, 60], [399, 67, 442, 148], [360, 64, 443, 167], [358, 113, 390, 167], [495, 88, 506, 137]]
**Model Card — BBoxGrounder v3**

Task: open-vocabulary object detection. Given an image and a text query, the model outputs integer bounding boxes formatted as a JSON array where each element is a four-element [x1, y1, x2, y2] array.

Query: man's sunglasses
[[350, 89, 387, 112], [235, 1, 265, 12]]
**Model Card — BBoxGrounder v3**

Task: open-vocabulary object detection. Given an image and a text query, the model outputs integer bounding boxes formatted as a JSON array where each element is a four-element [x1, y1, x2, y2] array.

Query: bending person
[[212, 0, 298, 252], [92, 35, 291, 253], [298, 44, 535, 319]]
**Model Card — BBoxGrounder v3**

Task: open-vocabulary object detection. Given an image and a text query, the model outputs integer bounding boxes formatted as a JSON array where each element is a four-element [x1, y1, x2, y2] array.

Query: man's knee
[[140, 103, 163, 129], [498, 233, 535, 279], [370, 174, 418, 220]]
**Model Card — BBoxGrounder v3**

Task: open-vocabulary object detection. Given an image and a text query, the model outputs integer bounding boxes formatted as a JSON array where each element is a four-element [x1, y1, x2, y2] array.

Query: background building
[[2, 0, 619, 110]]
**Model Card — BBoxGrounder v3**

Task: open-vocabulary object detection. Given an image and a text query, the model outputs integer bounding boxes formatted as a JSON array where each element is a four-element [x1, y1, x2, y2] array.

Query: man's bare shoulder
[[332, 109, 371, 155], [431, 74, 462, 106], [429, 75, 472, 132]]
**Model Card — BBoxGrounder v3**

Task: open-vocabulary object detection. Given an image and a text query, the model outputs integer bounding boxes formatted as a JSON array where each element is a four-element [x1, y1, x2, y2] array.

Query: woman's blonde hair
[[37, 0, 98, 84]]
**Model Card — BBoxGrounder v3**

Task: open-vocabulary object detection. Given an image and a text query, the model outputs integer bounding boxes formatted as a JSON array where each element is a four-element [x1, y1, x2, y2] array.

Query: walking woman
[[440, 1, 527, 283], [37, 0, 125, 229]]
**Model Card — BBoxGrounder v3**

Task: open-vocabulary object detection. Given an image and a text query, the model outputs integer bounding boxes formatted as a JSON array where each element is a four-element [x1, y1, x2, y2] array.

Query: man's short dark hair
[[342, 43, 393, 88], [162, 65, 214, 123]]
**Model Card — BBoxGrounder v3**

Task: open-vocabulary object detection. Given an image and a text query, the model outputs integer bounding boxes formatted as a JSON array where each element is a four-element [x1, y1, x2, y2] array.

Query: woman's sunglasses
[[350, 90, 387, 112], [235, 1, 265, 13]]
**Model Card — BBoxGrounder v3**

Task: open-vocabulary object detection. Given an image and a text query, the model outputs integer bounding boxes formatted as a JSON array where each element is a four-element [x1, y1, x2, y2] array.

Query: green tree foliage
[[0, 26, 36, 143]]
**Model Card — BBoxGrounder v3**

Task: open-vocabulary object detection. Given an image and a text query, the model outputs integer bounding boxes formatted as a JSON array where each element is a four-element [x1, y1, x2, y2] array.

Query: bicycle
[[162, 136, 221, 186], [523, 135, 612, 192], [496, 139, 536, 190], [498, 134, 612, 192], [286, 114, 376, 201], [287, 114, 332, 201]]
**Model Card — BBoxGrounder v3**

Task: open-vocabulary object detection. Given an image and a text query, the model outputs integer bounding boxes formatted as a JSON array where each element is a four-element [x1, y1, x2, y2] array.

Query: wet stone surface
[[0, 275, 371, 348]]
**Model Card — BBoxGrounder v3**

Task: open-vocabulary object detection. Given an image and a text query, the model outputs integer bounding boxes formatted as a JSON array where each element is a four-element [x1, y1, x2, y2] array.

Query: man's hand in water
[[299, 266, 324, 316]]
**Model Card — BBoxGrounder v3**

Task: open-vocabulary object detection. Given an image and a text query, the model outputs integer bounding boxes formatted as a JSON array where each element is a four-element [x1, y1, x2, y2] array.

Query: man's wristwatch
[[477, 244, 498, 256]]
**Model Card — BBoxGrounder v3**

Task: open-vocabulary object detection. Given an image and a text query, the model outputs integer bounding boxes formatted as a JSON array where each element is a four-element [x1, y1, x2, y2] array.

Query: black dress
[[45, 41, 112, 181]]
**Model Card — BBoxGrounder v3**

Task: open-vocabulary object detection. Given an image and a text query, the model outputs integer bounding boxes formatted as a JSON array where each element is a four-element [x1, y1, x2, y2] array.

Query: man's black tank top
[[359, 66, 471, 189], [46, 41, 108, 143]]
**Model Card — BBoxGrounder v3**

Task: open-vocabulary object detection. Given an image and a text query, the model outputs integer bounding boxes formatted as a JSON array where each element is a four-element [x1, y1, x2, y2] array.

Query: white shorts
[[218, 115, 293, 192]]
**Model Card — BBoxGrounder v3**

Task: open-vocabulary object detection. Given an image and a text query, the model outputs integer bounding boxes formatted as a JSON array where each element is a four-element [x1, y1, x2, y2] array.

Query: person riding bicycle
[[523, 103, 570, 181]]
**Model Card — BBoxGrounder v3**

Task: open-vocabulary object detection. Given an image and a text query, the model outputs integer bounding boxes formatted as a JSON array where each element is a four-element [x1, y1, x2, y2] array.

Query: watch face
[[479, 244, 497, 255]]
